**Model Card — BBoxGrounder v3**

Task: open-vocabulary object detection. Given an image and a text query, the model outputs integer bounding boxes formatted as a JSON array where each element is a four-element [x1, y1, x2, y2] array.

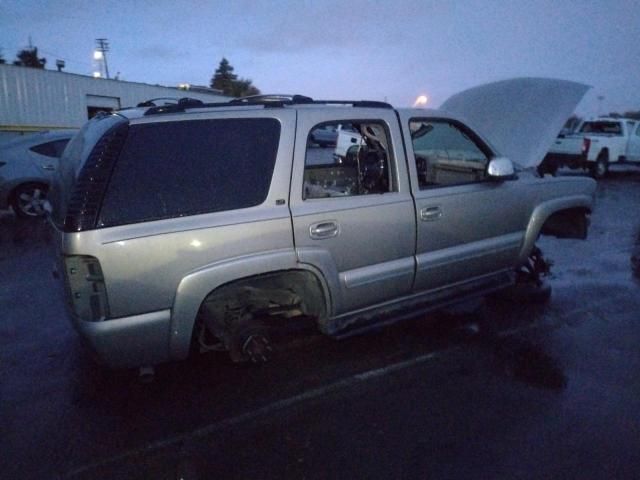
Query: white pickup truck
[[540, 117, 640, 178]]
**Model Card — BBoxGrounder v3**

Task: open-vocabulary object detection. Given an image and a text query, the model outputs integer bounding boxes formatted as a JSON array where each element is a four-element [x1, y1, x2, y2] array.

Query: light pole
[[94, 38, 110, 79]]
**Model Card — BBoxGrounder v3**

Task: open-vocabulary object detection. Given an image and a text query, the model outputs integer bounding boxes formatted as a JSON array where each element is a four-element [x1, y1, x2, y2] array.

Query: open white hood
[[440, 78, 590, 169]]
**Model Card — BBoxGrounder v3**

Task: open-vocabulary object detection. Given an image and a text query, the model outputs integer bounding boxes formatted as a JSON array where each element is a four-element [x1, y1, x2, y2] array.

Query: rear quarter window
[[98, 118, 281, 227]]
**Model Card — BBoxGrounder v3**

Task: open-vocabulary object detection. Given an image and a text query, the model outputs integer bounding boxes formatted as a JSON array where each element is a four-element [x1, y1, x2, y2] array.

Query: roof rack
[[143, 95, 393, 116]]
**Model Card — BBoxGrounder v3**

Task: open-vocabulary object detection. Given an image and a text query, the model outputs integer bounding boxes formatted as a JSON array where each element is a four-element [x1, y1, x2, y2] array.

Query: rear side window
[[30, 139, 70, 158], [98, 118, 280, 227]]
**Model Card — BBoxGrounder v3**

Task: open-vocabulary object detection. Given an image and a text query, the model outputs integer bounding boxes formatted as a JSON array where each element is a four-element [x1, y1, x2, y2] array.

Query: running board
[[330, 271, 513, 340]]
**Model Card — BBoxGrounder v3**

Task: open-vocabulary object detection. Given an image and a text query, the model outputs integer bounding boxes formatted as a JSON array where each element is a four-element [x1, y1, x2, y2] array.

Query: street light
[[413, 95, 428, 107], [94, 38, 110, 79]]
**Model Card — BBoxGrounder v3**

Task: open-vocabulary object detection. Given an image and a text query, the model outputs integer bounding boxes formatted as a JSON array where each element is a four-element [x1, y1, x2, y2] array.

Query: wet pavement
[[1, 169, 640, 479]]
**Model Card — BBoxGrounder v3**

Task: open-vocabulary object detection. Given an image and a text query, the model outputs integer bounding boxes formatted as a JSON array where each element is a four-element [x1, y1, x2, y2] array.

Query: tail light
[[63, 255, 110, 321], [581, 138, 591, 157]]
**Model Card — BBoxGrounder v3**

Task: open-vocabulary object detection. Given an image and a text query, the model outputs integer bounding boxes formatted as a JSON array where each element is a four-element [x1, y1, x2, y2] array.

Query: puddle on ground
[[0, 212, 52, 259], [491, 335, 567, 390]]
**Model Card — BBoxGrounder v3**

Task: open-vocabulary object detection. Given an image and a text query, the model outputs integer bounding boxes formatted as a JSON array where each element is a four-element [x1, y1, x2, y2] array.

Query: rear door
[[290, 108, 415, 316]]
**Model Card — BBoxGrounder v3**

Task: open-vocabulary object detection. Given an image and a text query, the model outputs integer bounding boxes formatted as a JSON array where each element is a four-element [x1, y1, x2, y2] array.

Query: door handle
[[309, 221, 339, 239], [420, 206, 442, 221], [42, 164, 56, 171]]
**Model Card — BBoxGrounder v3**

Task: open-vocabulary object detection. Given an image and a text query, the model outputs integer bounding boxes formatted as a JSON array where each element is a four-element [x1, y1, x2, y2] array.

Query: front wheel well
[[540, 207, 591, 240]]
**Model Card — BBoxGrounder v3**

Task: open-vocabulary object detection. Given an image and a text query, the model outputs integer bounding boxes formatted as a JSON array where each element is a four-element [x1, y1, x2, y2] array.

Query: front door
[[398, 113, 528, 292]]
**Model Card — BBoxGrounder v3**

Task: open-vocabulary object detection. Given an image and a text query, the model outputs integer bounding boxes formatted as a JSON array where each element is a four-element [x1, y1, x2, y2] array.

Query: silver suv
[[51, 87, 596, 369]]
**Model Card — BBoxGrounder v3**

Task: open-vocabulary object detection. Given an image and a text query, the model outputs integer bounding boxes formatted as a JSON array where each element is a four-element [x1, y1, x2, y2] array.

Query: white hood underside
[[440, 78, 590, 169]]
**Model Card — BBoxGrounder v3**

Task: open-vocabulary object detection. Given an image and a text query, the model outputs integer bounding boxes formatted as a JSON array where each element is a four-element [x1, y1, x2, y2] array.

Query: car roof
[[116, 95, 397, 119]]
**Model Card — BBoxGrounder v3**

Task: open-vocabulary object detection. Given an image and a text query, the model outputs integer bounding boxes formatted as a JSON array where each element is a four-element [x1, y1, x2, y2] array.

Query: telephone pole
[[94, 38, 110, 79]]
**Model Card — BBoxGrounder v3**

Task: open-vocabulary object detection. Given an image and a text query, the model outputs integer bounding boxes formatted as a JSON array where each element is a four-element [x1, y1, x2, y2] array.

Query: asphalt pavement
[[1, 168, 639, 479]]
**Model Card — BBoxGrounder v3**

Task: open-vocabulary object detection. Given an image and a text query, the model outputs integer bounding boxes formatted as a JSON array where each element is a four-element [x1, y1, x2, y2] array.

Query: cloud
[[234, 2, 415, 54], [135, 44, 186, 60]]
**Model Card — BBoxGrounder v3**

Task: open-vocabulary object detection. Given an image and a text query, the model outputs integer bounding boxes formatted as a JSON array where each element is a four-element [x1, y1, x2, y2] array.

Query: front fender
[[169, 249, 299, 360], [518, 194, 593, 265]]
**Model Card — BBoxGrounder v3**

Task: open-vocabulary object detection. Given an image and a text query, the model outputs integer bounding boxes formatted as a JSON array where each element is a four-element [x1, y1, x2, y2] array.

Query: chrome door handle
[[309, 221, 339, 239], [42, 164, 56, 171], [420, 206, 442, 221]]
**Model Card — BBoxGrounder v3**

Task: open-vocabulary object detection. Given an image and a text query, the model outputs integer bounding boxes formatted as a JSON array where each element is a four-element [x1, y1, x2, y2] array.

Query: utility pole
[[95, 38, 110, 79]]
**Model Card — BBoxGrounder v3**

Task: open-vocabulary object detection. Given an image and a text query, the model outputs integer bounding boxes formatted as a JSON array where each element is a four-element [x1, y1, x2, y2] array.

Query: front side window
[[303, 121, 394, 199], [410, 119, 489, 188], [98, 118, 280, 227]]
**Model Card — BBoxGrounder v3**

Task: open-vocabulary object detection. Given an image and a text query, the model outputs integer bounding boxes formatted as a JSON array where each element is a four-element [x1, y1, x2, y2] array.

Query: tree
[[231, 77, 261, 97], [13, 47, 46, 68], [210, 57, 261, 97], [0, 48, 5, 64], [210, 57, 237, 94], [599, 110, 640, 120]]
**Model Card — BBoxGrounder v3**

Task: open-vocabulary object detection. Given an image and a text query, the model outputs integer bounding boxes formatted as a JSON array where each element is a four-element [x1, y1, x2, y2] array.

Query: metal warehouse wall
[[0, 64, 228, 137]]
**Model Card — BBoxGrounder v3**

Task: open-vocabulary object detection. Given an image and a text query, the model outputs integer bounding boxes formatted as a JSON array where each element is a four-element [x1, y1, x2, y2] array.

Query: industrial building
[[0, 64, 228, 143]]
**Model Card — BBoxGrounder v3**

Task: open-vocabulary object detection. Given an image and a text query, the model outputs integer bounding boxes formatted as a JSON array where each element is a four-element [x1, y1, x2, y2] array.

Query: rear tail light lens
[[63, 255, 110, 321], [581, 138, 591, 156]]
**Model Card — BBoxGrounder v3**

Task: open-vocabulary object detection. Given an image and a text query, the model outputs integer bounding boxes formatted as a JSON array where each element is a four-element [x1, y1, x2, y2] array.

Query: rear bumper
[[69, 309, 173, 368]]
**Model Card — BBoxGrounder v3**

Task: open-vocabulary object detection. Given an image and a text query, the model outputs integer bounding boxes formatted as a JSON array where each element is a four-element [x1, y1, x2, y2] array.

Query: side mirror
[[487, 157, 515, 180]]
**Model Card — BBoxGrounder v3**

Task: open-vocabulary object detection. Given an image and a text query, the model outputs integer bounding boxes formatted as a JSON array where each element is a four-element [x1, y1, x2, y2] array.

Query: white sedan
[[0, 130, 76, 217]]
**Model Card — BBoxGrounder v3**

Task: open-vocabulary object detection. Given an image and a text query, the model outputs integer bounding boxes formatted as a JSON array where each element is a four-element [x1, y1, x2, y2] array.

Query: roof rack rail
[[142, 95, 393, 116], [317, 100, 393, 109], [229, 94, 314, 106]]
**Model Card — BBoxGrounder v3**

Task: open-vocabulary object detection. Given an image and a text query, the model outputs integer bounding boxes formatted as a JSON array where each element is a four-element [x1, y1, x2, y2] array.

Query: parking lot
[[1, 169, 639, 480]]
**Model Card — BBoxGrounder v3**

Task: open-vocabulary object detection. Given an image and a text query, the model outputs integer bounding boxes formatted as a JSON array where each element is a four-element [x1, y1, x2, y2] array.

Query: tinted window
[[98, 118, 280, 227], [30, 139, 69, 158], [579, 121, 622, 135], [410, 119, 489, 188], [51, 114, 126, 228], [52, 139, 70, 156]]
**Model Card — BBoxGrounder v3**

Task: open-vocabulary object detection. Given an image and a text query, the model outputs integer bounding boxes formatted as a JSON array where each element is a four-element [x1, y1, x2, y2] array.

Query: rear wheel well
[[192, 270, 327, 358]]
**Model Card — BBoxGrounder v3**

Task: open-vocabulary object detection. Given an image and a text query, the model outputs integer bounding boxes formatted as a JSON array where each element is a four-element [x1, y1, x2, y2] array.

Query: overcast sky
[[1, 0, 638, 115]]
